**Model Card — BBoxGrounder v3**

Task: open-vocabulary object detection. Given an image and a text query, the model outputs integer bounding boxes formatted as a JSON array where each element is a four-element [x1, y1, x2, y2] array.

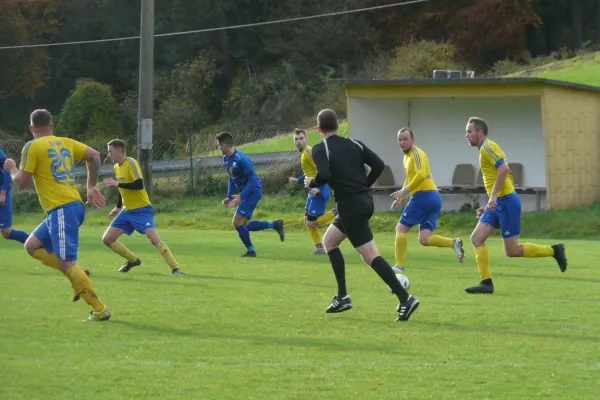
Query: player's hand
[[390, 188, 408, 200], [86, 186, 106, 208], [103, 177, 118, 188], [391, 199, 402, 211], [229, 195, 241, 207], [108, 207, 121, 220], [222, 198, 231, 207], [475, 207, 485, 218], [304, 177, 313, 189], [0, 191, 5, 207], [486, 196, 497, 212], [288, 177, 298, 184], [3, 159, 16, 172], [309, 188, 320, 196]]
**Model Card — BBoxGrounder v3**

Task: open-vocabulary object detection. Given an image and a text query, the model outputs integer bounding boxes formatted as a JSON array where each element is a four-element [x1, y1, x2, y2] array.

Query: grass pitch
[[1, 224, 599, 399]]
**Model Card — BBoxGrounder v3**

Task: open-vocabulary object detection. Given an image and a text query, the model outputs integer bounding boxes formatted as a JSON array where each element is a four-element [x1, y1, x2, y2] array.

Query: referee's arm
[[361, 142, 385, 187], [308, 144, 330, 188]]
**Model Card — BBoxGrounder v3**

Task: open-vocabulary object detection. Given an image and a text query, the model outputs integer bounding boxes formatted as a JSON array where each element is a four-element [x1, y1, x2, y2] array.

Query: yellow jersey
[[299, 145, 317, 178], [114, 157, 151, 210], [19, 136, 87, 211], [403, 146, 437, 193], [479, 139, 514, 198]]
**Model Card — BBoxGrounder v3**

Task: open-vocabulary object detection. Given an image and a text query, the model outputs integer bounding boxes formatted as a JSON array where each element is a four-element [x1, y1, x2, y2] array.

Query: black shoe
[[325, 295, 352, 313], [396, 295, 419, 321], [171, 268, 184, 275], [241, 251, 257, 257], [273, 219, 285, 242], [465, 281, 494, 294], [552, 243, 567, 272], [118, 258, 141, 273]]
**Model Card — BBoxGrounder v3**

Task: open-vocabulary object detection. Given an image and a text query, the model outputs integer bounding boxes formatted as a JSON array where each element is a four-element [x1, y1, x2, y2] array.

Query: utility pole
[[137, 0, 154, 199]]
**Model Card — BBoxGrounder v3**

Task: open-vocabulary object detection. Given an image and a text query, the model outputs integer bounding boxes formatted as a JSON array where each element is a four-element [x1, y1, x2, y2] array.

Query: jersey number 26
[[48, 148, 75, 183]]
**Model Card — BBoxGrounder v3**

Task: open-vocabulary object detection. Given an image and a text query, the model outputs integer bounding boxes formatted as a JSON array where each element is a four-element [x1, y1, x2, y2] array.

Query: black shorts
[[331, 193, 374, 248], [305, 213, 319, 222]]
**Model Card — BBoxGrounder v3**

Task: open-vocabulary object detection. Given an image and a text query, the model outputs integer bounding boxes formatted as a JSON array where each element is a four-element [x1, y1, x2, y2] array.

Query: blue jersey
[[224, 150, 262, 199], [0, 147, 11, 195]]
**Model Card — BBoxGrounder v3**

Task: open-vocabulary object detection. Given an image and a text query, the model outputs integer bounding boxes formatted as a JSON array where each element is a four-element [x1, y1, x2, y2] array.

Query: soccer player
[[288, 128, 337, 255], [464, 116, 567, 294], [217, 132, 285, 257], [0, 147, 29, 244], [305, 109, 419, 322], [101, 139, 182, 275], [390, 128, 464, 273], [3, 109, 110, 321]]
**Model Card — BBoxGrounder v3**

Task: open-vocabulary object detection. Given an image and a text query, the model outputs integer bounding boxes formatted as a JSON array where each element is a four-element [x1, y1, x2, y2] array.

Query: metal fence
[[0, 130, 305, 198]]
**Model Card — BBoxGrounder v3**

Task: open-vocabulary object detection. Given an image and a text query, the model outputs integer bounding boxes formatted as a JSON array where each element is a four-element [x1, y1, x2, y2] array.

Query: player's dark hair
[[317, 109, 338, 133], [468, 117, 488, 136], [293, 128, 306, 137], [107, 139, 127, 151], [30, 109, 52, 127], [399, 127, 414, 139], [216, 131, 234, 147]]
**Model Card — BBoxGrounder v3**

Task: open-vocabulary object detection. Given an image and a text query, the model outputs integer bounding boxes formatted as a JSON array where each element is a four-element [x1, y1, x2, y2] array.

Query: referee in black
[[304, 109, 419, 322]]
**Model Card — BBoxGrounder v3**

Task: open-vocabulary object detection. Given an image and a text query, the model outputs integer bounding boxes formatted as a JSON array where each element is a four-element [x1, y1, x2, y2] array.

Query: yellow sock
[[316, 211, 335, 226], [395, 233, 408, 267], [475, 245, 491, 281], [427, 235, 454, 248], [308, 227, 322, 246], [522, 243, 554, 258], [156, 242, 178, 269], [108, 241, 138, 263], [32, 249, 61, 271], [65, 265, 104, 312]]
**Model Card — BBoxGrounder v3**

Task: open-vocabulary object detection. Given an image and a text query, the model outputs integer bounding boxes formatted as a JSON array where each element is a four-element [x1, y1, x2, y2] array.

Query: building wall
[[542, 86, 600, 209], [347, 95, 546, 188]]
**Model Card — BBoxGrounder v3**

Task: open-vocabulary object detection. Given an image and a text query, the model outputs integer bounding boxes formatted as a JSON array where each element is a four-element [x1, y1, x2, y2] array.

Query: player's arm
[[484, 143, 509, 200], [226, 176, 235, 199], [398, 153, 427, 197], [361, 141, 385, 188], [0, 169, 11, 192], [308, 145, 329, 188], [7, 143, 35, 189], [118, 180, 143, 190], [72, 140, 105, 208]]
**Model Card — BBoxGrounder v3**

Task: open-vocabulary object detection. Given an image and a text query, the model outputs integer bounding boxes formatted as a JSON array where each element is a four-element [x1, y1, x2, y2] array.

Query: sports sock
[[427, 235, 454, 247], [31, 249, 60, 271], [65, 265, 104, 312], [370, 256, 409, 303], [475, 245, 492, 281], [156, 242, 178, 269], [236, 225, 255, 252], [108, 241, 138, 263], [316, 211, 335, 226], [394, 233, 407, 268], [308, 227, 321, 246], [522, 243, 554, 258], [327, 248, 347, 298], [247, 220, 271, 231], [7, 229, 29, 244]]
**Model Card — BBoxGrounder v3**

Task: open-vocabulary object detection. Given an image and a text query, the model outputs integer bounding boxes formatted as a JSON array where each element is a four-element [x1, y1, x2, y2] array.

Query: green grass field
[[1, 209, 599, 399]]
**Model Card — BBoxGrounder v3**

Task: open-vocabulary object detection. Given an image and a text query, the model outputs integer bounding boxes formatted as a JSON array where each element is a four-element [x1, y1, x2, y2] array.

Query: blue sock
[[236, 225, 255, 253], [7, 229, 29, 244], [247, 220, 272, 231]]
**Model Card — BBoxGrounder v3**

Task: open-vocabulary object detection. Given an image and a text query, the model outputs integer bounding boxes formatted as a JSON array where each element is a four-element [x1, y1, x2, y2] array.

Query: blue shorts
[[33, 201, 85, 261], [0, 191, 13, 229], [111, 205, 156, 236], [480, 192, 521, 239], [400, 191, 442, 231], [306, 184, 330, 219], [236, 190, 262, 220]]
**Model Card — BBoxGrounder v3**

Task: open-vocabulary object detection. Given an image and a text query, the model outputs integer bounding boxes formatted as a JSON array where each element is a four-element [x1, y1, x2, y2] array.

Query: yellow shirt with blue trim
[[403, 146, 437, 194], [479, 139, 514, 198], [300, 145, 318, 178], [114, 157, 151, 210], [19, 136, 87, 211]]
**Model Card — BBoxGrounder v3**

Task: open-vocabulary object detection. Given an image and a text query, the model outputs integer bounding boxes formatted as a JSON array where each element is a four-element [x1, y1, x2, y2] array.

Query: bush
[[386, 41, 466, 79]]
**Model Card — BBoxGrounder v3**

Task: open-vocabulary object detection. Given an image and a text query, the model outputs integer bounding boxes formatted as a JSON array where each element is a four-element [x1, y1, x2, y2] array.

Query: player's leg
[[25, 223, 61, 271], [50, 203, 108, 320], [233, 212, 256, 257], [144, 228, 182, 275], [498, 194, 566, 271], [0, 195, 29, 243], [102, 210, 141, 272], [393, 223, 410, 273], [305, 214, 325, 254], [322, 219, 352, 313], [314, 186, 335, 226], [242, 194, 285, 242], [465, 213, 497, 294]]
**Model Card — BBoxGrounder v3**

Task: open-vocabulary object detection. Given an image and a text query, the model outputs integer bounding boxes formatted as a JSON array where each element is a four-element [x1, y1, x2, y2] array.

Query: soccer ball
[[386, 274, 410, 292]]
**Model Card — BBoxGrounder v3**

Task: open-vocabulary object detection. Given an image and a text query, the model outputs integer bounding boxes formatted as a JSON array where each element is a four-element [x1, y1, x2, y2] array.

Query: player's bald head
[[398, 127, 414, 140], [30, 109, 52, 127]]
